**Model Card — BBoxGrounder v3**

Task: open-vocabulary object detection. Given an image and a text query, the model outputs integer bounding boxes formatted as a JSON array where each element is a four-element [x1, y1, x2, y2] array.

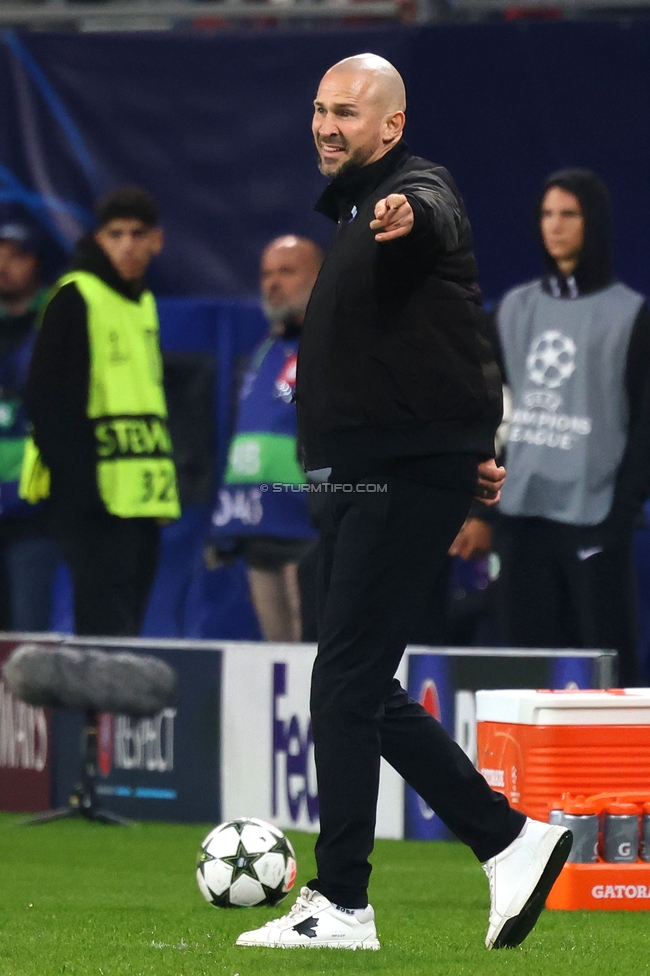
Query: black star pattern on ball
[[268, 836, 290, 864], [206, 885, 232, 908], [228, 820, 249, 835], [221, 841, 264, 883], [293, 916, 319, 939], [261, 883, 287, 907]]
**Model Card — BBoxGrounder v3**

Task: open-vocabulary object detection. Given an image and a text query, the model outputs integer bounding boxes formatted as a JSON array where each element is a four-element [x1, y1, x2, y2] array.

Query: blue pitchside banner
[[404, 652, 454, 842], [51, 642, 222, 823], [1, 24, 650, 302], [1, 637, 615, 833]]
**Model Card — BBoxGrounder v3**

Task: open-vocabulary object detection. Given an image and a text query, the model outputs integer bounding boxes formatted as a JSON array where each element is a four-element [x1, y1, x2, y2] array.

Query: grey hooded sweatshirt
[[493, 169, 650, 539]]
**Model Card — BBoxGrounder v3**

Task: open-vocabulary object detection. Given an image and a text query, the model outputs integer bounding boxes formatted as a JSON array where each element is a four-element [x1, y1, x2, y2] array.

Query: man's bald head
[[260, 235, 323, 331], [326, 54, 406, 114], [313, 54, 406, 178], [262, 235, 323, 273]]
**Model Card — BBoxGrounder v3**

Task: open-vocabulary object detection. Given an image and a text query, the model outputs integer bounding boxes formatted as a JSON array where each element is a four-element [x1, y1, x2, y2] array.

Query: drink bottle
[[602, 802, 639, 863], [562, 797, 598, 863]]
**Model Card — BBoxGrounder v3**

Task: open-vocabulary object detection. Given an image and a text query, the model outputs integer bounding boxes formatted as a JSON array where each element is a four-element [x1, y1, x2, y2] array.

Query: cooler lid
[[475, 688, 650, 725]]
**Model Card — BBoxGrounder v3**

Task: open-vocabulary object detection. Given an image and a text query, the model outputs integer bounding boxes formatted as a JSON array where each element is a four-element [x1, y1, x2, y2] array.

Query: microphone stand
[[24, 709, 131, 826]]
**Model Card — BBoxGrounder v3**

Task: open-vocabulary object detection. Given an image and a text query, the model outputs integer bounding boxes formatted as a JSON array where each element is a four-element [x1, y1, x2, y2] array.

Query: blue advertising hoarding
[[2, 635, 616, 838], [404, 652, 454, 841], [51, 641, 222, 824]]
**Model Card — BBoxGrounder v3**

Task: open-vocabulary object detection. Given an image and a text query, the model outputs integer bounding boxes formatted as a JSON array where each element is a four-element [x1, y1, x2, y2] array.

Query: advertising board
[[1, 634, 616, 841], [0, 634, 57, 813], [220, 642, 406, 840], [50, 638, 223, 824]]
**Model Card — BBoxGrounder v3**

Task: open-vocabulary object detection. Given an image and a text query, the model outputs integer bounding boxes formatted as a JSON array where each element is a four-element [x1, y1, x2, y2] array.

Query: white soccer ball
[[526, 330, 576, 389], [196, 818, 297, 908]]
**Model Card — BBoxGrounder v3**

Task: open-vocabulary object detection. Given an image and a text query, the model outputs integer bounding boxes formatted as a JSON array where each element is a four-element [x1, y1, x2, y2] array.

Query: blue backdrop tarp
[[1, 22, 650, 303], [4, 22, 650, 674]]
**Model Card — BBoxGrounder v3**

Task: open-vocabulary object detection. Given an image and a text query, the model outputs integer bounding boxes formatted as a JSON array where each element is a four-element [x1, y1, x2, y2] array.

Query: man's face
[[260, 241, 319, 326], [0, 240, 39, 300], [94, 218, 163, 282], [312, 70, 393, 179], [540, 186, 585, 269]]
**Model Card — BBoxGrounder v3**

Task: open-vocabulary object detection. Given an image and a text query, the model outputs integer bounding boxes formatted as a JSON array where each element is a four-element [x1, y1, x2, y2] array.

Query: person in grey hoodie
[[454, 168, 650, 686]]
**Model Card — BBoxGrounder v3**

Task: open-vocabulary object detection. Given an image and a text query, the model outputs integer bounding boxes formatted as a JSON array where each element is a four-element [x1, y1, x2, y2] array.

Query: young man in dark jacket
[[237, 54, 571, 953], [24, 187, 179, 638]]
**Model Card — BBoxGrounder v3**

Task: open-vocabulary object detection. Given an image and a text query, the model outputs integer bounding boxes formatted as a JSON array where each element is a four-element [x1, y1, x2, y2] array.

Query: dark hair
[[95, 186, 160, 228], [536, 168, 612, 293]]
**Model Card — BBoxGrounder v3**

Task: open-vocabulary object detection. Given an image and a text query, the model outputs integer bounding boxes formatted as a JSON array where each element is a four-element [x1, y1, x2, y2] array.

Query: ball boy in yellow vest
[[23, 187, 179, 637]]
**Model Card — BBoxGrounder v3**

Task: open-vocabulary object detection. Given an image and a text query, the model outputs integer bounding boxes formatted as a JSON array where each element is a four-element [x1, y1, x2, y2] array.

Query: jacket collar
[[541, 272, 614, 299], [315, 140, 410, 223], [542, 274, 581, 300], [69, 233, 147, 301]]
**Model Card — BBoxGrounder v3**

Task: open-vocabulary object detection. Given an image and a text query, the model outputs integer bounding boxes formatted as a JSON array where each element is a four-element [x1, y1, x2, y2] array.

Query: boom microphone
[[2, 643, 177, 717]]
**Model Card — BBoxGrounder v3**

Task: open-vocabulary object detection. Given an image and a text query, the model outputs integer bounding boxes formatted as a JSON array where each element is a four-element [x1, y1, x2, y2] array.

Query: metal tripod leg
[[23, 802, 132, 827], [23, 806, 81, 825], [21, 709, 132, 827]]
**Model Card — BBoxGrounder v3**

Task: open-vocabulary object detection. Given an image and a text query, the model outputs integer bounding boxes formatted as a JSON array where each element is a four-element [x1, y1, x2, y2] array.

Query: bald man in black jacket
[[237, 53, 572, 954]]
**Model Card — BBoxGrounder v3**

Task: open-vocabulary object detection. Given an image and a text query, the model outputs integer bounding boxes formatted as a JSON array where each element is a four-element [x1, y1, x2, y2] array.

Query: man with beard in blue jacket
[[210, 235, 322, 641]]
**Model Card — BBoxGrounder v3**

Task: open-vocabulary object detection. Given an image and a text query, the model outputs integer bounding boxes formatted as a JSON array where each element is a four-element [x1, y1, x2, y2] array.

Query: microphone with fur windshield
[[2, 643, 178, 826], [2, 643, 176, 717]]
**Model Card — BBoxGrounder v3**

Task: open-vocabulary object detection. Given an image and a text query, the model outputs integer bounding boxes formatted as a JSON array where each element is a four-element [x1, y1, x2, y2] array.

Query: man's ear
[[150, 227, 164, 256], [383, 110, 405, 145]]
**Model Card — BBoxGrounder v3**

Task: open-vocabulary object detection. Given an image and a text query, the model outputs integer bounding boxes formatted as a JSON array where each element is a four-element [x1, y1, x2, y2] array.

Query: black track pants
[[309, 475, 525, 908], [497, 515, 638, 687], [54, 513, 160, 638]]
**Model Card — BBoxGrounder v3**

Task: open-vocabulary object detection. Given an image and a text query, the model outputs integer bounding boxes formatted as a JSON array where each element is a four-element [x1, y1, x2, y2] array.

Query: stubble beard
[[317, 142, 374, 180], [262, 297, 307, 329]]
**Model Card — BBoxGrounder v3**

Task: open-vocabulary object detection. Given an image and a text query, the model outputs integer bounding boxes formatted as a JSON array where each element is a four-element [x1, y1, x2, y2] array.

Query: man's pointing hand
[[370, 194, 414, 242]]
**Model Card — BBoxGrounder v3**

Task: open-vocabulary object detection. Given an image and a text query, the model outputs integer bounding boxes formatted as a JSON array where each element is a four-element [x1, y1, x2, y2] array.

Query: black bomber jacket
[[295, 141, 502, 471]]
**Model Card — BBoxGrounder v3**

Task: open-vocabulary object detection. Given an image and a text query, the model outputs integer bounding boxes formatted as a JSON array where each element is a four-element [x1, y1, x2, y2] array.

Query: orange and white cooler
[[476, 689, 650, 910]]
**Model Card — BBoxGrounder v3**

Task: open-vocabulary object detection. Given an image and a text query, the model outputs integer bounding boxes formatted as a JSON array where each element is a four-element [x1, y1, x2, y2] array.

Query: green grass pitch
[[1, 813, 649, 976]]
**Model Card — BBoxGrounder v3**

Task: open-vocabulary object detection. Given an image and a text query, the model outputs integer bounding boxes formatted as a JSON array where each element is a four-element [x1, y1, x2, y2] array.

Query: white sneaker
[[236, 886, 380, 950], [483, 818, 572, 949]]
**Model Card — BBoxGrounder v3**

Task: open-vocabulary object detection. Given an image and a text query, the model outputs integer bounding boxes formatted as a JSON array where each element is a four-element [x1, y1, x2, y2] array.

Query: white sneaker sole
[[488, 827, 572, 949], [236, 937, 380, 950]]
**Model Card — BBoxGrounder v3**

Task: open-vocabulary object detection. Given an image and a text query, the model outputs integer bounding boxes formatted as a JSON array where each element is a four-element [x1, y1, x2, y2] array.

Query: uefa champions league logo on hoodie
[[521, 330, 576, 414], [526, 330, 576, 390], [509, 329, 591, 449]]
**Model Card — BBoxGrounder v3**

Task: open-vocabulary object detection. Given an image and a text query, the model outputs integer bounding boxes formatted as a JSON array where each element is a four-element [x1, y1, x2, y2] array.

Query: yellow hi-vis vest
[[20, 271, 180, 520]]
